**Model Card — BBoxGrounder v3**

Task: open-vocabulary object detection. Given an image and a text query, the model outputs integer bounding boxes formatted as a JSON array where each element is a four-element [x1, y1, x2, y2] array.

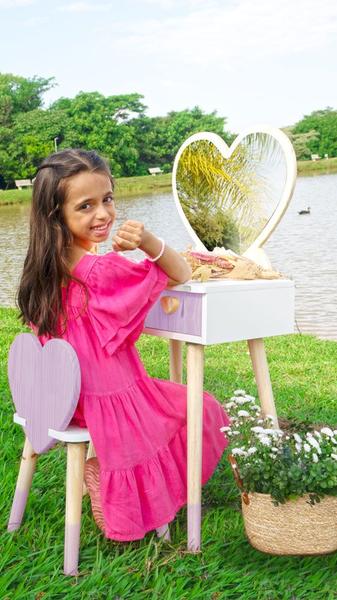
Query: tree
[[292, 108, 337, 158], [0, 73, 56, 184], [132, 107, 231, 174], [283, 127, 320, 160], [52, 92, 146, 176], [0, 73, 55, 126], [3, 108, 68, 180]]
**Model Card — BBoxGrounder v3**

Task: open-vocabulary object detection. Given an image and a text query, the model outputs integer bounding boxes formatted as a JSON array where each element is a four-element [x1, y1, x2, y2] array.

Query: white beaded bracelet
[[147, 237, 165, 262]]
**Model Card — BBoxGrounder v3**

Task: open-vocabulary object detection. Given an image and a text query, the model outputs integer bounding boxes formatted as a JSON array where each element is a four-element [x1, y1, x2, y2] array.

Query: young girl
[[17, 149, 229, 542]]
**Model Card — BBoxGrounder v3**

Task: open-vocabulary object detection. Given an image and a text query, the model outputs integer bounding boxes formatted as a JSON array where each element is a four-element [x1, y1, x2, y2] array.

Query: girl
[[17, 149, 229, 542]]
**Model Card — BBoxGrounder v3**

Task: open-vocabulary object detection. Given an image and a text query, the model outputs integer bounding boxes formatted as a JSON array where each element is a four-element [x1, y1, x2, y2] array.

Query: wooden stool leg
[[64, 442, 85, 576], [169, 339, 183, 383], [83, 441, 96, 496], [187, 343, 204, 552], [248, 338, 279, 428], [8, 437, 37, 532]]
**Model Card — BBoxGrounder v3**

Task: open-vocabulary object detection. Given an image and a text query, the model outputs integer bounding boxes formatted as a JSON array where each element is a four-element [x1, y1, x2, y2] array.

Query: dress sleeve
[[86, 251, 168, 355]]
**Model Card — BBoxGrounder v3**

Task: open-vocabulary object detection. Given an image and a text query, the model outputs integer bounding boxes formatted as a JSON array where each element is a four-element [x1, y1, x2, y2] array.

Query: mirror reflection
[[175, 132, 288, 254]]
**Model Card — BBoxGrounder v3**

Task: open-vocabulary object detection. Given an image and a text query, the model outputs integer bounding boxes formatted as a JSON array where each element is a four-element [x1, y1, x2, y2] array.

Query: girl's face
[[62, 171, 115, 251]]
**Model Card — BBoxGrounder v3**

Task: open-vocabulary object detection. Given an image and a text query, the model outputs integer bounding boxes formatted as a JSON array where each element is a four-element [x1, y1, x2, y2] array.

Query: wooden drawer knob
[[160, 296, 180, 315]]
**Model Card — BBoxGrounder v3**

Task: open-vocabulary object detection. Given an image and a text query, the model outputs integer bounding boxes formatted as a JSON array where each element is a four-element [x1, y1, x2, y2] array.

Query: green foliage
[[283, 126, 320, 160], [292, 107, 337, 159], [132, 106, 228, 175], [0, 74, 231, 186], [0, 73, 54, 126], [224, 391, 337, 505], [52, 91, 146, 177]]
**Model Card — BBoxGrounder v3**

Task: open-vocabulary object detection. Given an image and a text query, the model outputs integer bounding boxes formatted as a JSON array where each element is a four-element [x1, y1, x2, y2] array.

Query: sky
[[0, 0, 336, 134]]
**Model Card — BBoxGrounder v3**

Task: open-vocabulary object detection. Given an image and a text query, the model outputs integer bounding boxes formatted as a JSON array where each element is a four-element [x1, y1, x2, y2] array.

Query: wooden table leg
[[248, 338, 279, 428], [186, 342, 204, 552], [169, 339, 183, 384]]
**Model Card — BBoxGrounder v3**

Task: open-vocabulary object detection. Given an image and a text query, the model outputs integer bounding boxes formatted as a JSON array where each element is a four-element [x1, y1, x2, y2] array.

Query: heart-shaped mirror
[[172, 127, 297, 258]]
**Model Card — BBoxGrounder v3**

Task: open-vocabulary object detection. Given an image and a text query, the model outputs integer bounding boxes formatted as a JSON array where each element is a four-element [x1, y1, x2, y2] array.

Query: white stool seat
[[13, 413, 91, 443]]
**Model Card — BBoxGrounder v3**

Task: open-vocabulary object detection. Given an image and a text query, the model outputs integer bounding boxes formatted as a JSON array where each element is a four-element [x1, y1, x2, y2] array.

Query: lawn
[[1, 307, 337, 599], [0, 174, 172, 207]]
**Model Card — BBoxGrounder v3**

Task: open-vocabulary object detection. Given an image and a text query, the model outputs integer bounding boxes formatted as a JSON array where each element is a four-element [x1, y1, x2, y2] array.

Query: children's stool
[[7, 333, 91, 576]]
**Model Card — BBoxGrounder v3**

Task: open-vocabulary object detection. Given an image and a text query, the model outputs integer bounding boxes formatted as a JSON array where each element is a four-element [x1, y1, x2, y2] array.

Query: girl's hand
[[112, 220, 145, 252]]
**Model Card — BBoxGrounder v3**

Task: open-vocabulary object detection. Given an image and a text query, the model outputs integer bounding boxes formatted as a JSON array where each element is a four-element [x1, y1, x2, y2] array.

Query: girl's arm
[[140, 230, 191, 285], [112, 221, 192, 285]]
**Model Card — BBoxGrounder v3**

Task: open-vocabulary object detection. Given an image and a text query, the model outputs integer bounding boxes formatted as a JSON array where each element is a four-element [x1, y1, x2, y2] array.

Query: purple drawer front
[[145, 292, 203, 336]]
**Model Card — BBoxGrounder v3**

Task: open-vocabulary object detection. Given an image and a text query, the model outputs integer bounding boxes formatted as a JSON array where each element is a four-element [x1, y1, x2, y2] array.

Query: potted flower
[[221, 390, 337, 555]]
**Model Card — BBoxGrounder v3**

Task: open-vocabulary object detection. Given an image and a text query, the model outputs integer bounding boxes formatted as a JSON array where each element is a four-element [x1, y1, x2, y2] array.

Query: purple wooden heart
[[8, 334, 81, 454]]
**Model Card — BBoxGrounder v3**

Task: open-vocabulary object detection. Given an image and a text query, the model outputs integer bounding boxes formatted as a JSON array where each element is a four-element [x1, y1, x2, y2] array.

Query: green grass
[[2, 158, 337, 208], [0, 174, 172, 207], [297, 156, 337, 176], [1, 307, 337, 598], [0, 188, 33, 206]]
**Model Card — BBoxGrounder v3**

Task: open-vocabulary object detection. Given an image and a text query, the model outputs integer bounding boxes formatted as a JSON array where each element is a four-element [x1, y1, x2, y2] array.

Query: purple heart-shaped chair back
[[8, 334, 81, 454]]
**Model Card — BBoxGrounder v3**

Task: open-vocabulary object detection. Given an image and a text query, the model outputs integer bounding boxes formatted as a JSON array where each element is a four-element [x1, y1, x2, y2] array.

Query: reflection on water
[[1, 173, 337, 341]]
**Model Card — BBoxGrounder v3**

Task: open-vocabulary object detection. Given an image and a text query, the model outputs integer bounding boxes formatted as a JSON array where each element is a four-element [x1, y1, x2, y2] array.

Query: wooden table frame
[[145, 278, 294, 551]]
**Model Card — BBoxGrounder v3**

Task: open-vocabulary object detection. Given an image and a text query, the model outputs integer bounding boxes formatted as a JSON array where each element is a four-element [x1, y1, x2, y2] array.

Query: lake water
[[1, 173, 337, 341]]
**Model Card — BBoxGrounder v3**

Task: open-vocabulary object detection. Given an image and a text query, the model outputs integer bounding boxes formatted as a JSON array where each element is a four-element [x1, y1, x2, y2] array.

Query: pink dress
[[36, 251, 229, 541]]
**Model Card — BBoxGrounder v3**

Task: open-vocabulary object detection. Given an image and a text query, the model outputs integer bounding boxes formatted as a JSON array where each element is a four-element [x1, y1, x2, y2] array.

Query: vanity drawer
[[145, 291, 203, 336]]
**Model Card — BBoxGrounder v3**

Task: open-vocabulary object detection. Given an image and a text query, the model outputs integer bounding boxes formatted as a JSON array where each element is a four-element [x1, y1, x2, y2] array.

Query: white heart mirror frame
[[172, 126, 297, 259]]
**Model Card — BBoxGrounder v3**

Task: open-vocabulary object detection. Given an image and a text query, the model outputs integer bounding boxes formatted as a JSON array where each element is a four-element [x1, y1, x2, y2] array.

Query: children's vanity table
[[144, 126, 297, 552]]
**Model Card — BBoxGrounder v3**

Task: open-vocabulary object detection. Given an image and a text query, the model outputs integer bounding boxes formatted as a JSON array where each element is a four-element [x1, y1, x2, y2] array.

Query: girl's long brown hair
[[17, 149, 113, 336]]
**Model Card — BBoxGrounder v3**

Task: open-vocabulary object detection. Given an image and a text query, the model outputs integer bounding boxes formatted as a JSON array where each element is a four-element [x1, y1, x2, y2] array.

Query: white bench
[[15, 179, 33, 189], [148, 167, 163, 176], [310, 154, 320, 161]]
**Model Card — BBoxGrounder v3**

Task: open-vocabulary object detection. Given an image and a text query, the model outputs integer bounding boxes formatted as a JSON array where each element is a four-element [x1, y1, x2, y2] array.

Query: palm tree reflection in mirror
[[176, 133, 286, 254]]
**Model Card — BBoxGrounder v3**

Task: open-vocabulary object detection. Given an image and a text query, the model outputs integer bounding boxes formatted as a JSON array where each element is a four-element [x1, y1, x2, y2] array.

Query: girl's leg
[[156, 523, 171, 541]]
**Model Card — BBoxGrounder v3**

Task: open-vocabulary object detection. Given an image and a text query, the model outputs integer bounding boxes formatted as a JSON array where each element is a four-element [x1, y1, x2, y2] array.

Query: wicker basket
[[242, 492, 337, 555]]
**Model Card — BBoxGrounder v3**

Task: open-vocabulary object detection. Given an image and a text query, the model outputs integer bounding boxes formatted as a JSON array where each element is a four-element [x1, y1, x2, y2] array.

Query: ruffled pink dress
[[35, 251, 229, 541]]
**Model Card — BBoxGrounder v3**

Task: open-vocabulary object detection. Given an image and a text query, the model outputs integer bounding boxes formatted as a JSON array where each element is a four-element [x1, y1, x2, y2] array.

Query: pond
[[1, 173, 337, 341]]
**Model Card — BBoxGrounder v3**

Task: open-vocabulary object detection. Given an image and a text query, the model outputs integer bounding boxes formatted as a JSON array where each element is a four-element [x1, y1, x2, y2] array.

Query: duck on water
[[298, 207, 311, 215]]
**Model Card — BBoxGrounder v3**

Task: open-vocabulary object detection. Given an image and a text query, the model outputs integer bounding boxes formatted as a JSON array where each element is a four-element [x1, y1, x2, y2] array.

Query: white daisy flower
[[225, 402, 235, 409], [247, 447, 257, 455], [321, 427, 334, 438], [304, 443, 311, 453], [234, 390, 246, 396], [312, 453, 319, 463], [237, 410, 250, 417], [259, 435, 271, 446], [235, 397, 251, 405], [293, 433, 302, 444], [232, 448, 246, 456], [295, 443, 302, 453], [307, 435, 321, 451], [220, 426, 230, 432], [251, 426, 265, 434], [331, 454, 337, 461]]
